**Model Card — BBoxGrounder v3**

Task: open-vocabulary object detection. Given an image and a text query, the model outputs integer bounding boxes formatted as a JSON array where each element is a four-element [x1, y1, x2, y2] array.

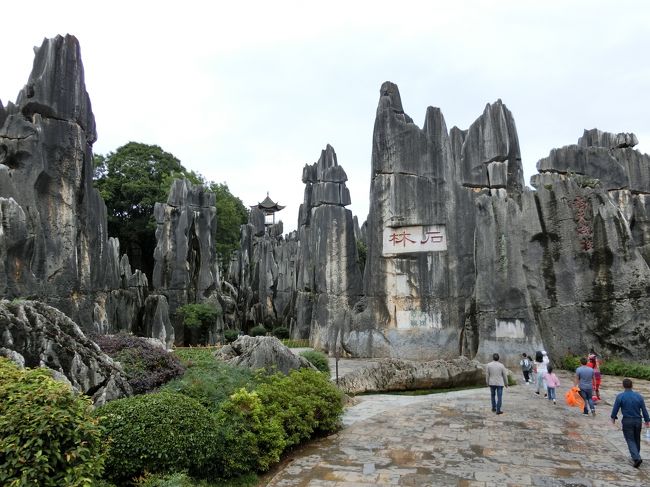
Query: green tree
[[209, 182, 248, 271], [93, 142, 202, 279]]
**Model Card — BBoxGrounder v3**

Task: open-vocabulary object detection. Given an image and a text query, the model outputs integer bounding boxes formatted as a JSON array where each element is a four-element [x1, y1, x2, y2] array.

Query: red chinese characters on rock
[[382, 225, 447, 254], [387, 230, 444, 247]]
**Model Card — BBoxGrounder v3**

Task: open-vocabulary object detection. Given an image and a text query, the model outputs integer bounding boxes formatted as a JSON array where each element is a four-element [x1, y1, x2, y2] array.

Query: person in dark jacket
[[610, 378, 650, 468]]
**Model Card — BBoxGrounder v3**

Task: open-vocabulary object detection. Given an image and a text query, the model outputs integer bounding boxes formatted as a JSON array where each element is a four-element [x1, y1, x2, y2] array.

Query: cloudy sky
[[2, 0, 649, 233]]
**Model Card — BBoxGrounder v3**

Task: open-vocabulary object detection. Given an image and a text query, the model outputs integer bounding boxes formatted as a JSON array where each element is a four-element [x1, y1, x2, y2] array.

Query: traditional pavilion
[[252, 192, 285, 226]]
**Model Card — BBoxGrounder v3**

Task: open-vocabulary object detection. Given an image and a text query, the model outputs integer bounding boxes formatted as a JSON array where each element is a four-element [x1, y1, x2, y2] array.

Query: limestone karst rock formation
[[153, 179, 220, 344], [228, 145, 362, 345], [296, 145, 363, 350], [348, 82, 650, 363], [0, 299, 132, 405], [0, 35, 174, 349]]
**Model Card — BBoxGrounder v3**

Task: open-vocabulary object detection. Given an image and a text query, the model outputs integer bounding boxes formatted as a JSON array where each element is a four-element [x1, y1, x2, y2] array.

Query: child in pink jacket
[[543, 365, 561, 404]]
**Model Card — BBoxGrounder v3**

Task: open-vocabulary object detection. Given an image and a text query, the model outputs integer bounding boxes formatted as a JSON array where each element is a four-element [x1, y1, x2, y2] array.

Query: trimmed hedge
[[93, 334, 185, 394], [561, 354, 650, 381], [213, 389, 286, 477], [96, 392, 219, 481], [272, 326, 290, 339], [301, 350, 330, 374], [0, 358, 106, 486], [256, 369, 343, 448], [224, 329, 240, 343], [249, 325, 267, 337]]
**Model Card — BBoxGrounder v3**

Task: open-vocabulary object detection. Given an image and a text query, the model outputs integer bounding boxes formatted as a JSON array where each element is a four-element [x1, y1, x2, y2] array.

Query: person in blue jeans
[[485, 353, 509, 415], [610, 378, 650, 468], [574, 357, 596, 416]]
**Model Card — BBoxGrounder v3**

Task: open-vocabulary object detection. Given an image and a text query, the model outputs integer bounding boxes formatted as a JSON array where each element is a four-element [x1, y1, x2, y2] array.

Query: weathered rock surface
[[153, 179, 220, 344], [351, 81, 650, 365], [336, 356, 485, 395], [0, 299, 132, 405], [0, 35, 154, 340], [296, 145, 363, 350], [214, 335, 315, 374]]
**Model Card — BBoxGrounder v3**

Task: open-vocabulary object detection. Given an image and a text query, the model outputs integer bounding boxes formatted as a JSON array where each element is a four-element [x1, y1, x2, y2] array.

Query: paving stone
[[264, 368, 650, 486]]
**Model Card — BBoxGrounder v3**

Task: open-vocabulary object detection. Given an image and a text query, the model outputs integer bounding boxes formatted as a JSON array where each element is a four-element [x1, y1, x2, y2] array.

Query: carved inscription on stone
[[494, 319, 526, 339], [382, 225, 447, 255]]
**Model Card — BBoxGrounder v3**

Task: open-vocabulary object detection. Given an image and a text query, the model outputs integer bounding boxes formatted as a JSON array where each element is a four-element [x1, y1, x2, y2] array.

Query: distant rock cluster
[[1, 34, 650, 374]]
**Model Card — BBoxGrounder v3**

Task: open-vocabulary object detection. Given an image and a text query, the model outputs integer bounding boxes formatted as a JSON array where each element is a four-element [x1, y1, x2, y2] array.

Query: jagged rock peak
[[578, 128, 639, 149], [15, 34, 96, 143], [302, 144, 348, 184], [166, 178, 215, 207], [379, 81, 404, 114]]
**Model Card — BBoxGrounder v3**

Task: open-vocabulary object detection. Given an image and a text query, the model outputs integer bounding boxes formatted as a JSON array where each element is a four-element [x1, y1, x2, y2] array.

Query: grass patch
[[560, 354, 650, 380], [281, 339, 310, 348]]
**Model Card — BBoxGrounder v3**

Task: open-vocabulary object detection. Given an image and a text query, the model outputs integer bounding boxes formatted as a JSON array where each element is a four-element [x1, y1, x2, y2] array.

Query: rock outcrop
[[296, 145, 363, 350], [214, 335, 315, 374], [347, 81, 650, 365], [153, 179, 220, 344], [0, 35, 154, 341], [0, 299, 132, 405], [336, 356, 485, 395]]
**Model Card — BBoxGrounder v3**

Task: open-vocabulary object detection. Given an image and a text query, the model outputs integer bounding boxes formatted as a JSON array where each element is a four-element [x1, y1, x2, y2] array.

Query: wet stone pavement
[[265, 363, 650, 487]]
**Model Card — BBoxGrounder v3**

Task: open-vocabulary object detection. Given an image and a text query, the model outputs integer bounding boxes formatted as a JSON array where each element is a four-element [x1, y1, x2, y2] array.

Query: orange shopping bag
[[565, 386, 585, 409]]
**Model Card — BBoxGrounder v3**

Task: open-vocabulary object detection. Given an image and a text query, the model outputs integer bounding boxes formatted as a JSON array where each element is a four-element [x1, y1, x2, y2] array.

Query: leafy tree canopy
[[93, 142, 248, 280], [209, 182, 249, 269], [94, 142, 203, 278]]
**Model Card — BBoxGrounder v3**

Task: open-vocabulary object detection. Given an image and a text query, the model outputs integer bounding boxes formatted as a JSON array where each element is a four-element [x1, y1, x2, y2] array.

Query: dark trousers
[[622, 417, 642, 461], [578, 387, 595, 413], [490, 385, 503, 412], [522, 370, 531, 382]]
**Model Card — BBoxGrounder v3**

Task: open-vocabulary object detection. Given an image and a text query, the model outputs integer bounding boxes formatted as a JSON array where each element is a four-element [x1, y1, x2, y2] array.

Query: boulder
[[0, 299, 132, 405], [214, 335, 315, 374], [336, 356, 485, 395]]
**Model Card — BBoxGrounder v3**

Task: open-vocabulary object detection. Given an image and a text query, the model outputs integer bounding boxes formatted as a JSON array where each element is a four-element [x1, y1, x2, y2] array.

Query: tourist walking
[[520, 353, 533, 383], [610, 378, 650, 468], [587, 351, 602, 400], [543, 365, 560, 404], [534, 350, 549, 396], [575, 357, 596, 416], [486, 353, 509, 415]]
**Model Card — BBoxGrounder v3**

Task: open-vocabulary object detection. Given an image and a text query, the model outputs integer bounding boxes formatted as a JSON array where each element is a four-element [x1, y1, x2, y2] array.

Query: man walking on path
[[486, 353, 509, 415], [575, 357, 596, 416], [610, 378, 650, 468]]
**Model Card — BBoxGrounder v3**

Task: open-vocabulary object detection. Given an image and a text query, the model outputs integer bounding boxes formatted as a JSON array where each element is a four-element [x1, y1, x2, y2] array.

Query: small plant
[[94, 333, 185, 394], [272, 326, 290, 339], [249, 325, 267, 337], [301, 350, 330, 374], [356, 240, 367, 272], [96, 392, 220, 482], [177, 303, 222, 345], [0, 358, 106, 486], [161, 348, 255, 412], [224, 329, 240, 343], [255, 369, 344, 448], [213, 389, 286, 476]]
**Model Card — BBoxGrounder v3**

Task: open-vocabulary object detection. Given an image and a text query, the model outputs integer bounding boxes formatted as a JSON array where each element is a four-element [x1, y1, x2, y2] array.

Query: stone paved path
[[265, 364, 650, 487]]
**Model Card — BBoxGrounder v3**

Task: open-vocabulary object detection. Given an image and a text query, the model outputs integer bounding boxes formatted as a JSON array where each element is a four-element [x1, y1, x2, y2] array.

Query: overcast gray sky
[[2, 0, 648, 233]]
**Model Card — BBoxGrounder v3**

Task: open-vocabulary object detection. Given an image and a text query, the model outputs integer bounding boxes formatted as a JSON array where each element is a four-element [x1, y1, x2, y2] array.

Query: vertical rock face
[[0, 35, 141, 330], [355, 81, 650, 364], [153, 179, 220, 344], [296, 145, 363, 351]]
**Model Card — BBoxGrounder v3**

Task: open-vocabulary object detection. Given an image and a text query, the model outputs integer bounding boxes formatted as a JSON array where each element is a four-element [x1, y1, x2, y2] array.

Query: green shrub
[[600, 359, 650, 380], [272, 326, 290, 339], [249, 325, 267, 337], [177, 303, 221, 328], [213, 389, 286, 477], [161, 348, 254, 412], [133, 471, 259, 486], [96, 392, 219, 481], [301, 350, 330, 374], [256, 369, 344, 448], [224, 329, 240, 343], [560, 354, 581, 371], [0, 358, 106, 486]]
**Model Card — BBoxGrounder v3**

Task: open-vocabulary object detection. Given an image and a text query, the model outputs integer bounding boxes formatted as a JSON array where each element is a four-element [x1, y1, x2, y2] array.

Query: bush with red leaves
[[93, 334, 185, 394]]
